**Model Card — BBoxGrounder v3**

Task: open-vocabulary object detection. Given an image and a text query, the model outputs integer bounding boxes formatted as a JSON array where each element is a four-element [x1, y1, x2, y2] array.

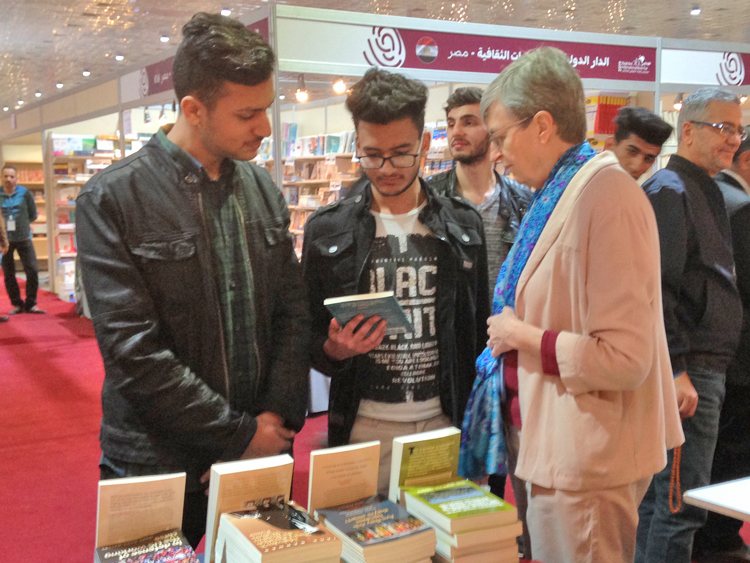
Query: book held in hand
[[95, 528, 197, 563], [324, 291, 413, 335]]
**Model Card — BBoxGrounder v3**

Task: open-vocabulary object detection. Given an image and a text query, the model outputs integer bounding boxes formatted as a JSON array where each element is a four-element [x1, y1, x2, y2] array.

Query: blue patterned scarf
[[458, 142, 596, 479]]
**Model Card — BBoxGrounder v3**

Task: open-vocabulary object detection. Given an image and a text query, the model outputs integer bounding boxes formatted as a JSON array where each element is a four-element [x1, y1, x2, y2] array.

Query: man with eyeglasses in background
[[636, 87, 745, 563], [302, 68, 489, 494]]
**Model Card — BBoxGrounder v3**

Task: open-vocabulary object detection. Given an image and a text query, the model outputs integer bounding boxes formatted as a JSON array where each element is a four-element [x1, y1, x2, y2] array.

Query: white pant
[[349, 413, 453, 496]]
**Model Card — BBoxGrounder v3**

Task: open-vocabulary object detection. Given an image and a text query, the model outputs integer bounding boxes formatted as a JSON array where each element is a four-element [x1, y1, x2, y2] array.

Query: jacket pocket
[[312, 231, 359, 290], [445, 221, 482, 272], [129, 235, 202, 310]]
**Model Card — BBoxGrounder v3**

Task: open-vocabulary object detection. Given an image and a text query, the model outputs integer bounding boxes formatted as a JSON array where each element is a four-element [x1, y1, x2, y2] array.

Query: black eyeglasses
[[690, 121, 748, 141], [357, 153, 421, 169]]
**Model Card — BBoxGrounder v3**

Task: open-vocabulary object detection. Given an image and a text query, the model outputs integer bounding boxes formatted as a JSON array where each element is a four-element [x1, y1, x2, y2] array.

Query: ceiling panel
[[1, 0, 749, 112]]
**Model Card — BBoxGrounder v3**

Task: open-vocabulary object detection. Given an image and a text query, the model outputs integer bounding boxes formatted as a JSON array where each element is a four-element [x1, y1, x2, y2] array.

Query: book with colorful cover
[[216, 498, 341, 563], [95, 528, 197, 563], [324, 291, 414, 335], [402, 480, 517, 535], [316, 494, 434, 549], [388, 427, 461, 504]]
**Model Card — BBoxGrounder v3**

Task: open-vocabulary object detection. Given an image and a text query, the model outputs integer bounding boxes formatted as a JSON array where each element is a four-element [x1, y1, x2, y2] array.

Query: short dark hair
[[614, 106, 673, 146], [172, 12, 275, 107], [445, 87, 484, 116], [345, 68, 428, 133], [734, 127, 750, 163], [2, 165, 17, 173]]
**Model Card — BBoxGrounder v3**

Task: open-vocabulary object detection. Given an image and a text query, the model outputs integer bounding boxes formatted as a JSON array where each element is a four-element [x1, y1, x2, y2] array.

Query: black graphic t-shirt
[[358, 204, 443, 422]]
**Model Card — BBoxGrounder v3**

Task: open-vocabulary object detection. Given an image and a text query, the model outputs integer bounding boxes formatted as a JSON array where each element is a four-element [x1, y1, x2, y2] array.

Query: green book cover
[[403, 480, 516, 520]]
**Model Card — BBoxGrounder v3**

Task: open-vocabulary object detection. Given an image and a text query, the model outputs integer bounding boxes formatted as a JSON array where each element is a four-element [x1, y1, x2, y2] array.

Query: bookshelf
[[44, 133, 119, 301]]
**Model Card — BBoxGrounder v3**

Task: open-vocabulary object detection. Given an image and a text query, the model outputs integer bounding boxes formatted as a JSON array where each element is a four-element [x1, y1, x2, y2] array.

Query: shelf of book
[[45, 133, 120, 300]]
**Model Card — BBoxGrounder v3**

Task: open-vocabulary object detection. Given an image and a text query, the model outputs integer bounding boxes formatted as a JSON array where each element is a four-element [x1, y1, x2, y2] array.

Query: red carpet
[[0, 282, 103, 563], [1, 281, 748, 563]]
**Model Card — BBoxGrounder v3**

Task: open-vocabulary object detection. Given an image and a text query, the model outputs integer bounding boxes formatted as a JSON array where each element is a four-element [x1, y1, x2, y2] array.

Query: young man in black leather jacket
[[76, 13, 310, 546], [302, 68, 489, 495]]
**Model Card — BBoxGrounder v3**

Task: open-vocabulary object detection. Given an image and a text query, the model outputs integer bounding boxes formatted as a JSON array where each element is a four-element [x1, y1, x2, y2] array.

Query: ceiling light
[[332, 78, 347, 95], [82, 70, 91, 77], [741, 95, 748, 104], [3, 107, 8, 112], [690, 7, 701, 15], [295, 74, 309, 103], [56, 83, 64, 89], [221, 8, 232, 16], [17, 100, 24, 106], [35, 92, 42, 98], [160, 35, 169, 43], [673, 93, 684, 111], [279, 94, 286, 100], [115, 54, 125, 61]]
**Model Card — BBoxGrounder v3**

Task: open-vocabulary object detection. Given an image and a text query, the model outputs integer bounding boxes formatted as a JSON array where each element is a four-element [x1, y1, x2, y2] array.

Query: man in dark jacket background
[[636, 87, 744, 563], [693, 128, 750, 562], [427, 86, 531, 299], [76, 13, 310, 547], [302, 68, 489, 495]]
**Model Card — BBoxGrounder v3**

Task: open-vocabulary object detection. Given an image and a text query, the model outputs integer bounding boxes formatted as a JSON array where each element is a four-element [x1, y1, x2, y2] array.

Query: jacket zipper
[[197, 191, 233, 399], [232, 191, 262, 402]]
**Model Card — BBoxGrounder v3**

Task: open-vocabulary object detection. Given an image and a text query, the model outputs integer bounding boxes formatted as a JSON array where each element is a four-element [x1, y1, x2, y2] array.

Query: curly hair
[[173, 12, 275, 107]]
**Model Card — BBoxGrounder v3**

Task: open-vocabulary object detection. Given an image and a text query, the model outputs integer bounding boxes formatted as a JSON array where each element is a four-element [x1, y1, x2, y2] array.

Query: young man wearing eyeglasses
[[636, 87, 745, 563], [301, 68, 489, 494]]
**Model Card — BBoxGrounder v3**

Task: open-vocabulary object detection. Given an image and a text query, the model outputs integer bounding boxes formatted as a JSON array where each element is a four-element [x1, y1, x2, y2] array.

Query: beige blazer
[[513, 151, 684, 492]]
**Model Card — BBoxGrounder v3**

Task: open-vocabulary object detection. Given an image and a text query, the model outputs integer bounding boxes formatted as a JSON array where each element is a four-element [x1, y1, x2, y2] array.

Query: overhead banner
[[662, 49, 750, 86], [278, 18, 656, 82]]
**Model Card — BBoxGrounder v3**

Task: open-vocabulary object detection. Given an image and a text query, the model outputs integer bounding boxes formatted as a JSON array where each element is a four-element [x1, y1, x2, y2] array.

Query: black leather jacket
[[301, 178, 490, 446], [427, 167, 532, 238], [76, 133, 310, 483]]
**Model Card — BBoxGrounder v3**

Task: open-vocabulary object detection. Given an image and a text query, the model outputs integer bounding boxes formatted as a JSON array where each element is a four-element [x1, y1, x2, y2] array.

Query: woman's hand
[[487, 306, 521, 357]]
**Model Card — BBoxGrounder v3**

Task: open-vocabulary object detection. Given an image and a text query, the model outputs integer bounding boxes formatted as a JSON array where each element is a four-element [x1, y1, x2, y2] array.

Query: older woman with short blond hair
[[461, 47, 684, 563]]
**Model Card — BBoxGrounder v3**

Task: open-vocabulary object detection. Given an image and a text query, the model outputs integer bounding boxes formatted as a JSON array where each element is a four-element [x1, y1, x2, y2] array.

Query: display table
[[684, 477, 750, 522]]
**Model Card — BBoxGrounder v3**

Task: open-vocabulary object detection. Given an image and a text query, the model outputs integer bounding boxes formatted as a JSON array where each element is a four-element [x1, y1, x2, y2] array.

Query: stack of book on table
[[402, 480, 520, 563], [389, 427, 522, 563], [94, 472, 198, 563], [308, 441, 436, 563], [206, 454, 342, 563], [216, 497, 340, 563]]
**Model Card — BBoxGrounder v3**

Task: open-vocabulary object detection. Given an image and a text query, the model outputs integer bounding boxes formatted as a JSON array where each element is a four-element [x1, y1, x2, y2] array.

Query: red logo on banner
[[717, 52, 746, 86], [416, 37, 438, 64], [364, 27, 406, 68]]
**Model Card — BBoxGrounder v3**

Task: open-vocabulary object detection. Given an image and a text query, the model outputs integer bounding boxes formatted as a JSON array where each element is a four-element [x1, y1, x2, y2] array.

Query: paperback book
[[95, 472, 186, 549], [323, 291, 413, 335], [316, 494, 435, 563], [95, 528, 197, 563], [205, 454, 294, 563], [215, 498, 341, 563], [388, 427, 461, 504], [402, 480, 517, 535]]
